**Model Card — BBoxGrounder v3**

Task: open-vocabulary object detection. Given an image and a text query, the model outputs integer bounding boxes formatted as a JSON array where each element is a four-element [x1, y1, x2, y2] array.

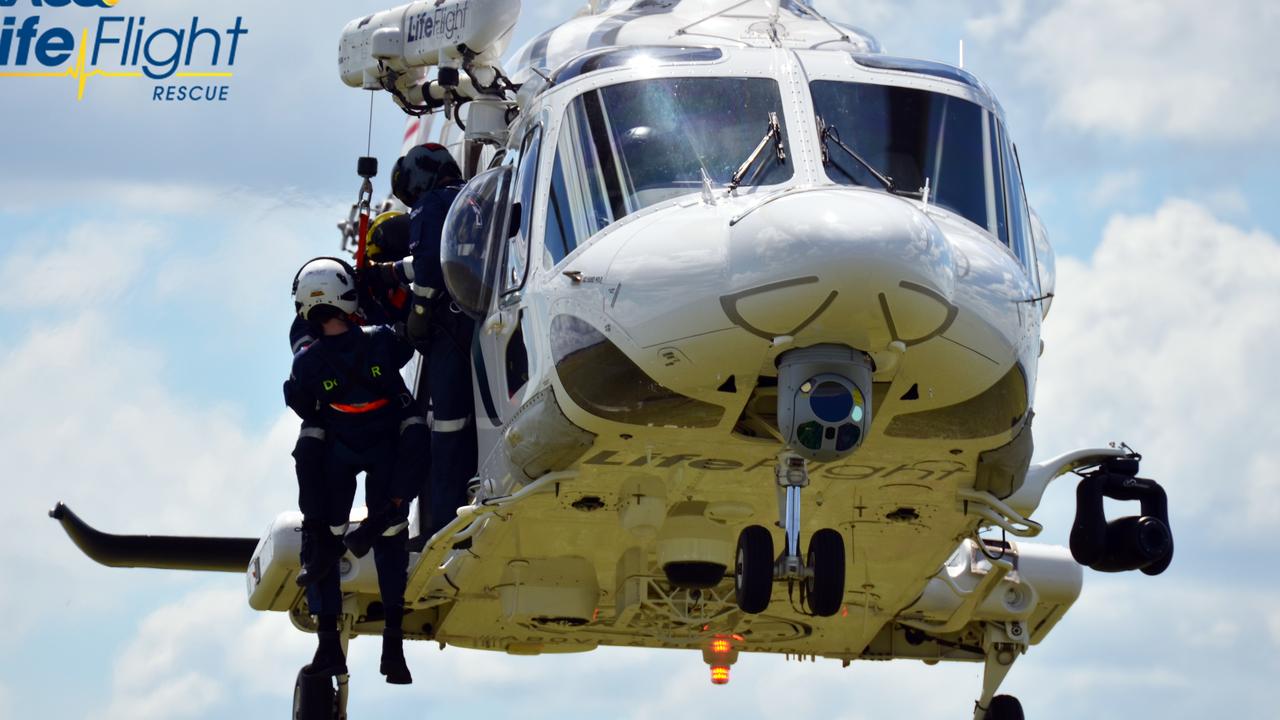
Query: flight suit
[[397, 184, 479, 537], [286, 317, 336, 599], [284, 324, 417, 620]]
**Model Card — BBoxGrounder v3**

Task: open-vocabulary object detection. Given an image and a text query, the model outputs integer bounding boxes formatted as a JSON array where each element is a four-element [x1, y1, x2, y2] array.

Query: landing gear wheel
[[986, 694, 1024, 720], [805, 528, 846, 617], [293, 666, 339, 720], [735, 525, 774, 614]]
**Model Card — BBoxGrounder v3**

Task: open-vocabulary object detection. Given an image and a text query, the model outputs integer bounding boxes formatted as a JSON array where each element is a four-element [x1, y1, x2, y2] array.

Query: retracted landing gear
[[1070, 452, 1173, 575], [973, 621, 1028, 720], [734, 452, 846, 617]]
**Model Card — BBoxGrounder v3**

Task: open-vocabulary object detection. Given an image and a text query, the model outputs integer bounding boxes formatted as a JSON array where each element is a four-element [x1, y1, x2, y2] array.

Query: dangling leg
[[395, 411, 432, 551], [367, 450, 413, 684], [425, 320, 477, 536], [295, 425, 342, 587], [344, 433, 413, 559], [304, 455, 358, 676]]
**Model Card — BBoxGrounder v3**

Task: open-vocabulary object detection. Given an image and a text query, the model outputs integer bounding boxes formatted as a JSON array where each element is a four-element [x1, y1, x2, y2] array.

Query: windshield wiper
[[817, 115, 901, 194], [727, 111, 787, 192]]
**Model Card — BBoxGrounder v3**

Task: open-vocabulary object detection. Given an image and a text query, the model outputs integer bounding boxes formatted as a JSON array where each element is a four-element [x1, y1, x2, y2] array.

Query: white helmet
[[293, 257, 358, 321]]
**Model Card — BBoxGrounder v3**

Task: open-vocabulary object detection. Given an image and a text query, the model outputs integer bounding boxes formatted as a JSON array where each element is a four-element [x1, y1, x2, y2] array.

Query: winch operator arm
[[339, 0, 522, 115]]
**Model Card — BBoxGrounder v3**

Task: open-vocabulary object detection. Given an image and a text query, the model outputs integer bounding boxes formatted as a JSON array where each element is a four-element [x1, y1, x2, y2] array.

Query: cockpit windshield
[[545, 77, 791, 265], [811, 81, 1003, 236]]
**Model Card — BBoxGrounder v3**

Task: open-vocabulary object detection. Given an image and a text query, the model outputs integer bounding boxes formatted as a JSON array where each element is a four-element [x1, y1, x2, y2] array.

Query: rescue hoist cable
[[354, 90, 377, 270]]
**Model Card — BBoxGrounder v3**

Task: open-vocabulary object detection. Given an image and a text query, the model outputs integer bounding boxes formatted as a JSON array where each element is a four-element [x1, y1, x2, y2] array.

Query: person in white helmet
[[284, 257, 416, 685]]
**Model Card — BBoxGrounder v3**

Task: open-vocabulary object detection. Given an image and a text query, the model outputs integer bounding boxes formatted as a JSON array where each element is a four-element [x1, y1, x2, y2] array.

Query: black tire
[[735, 525, 774, 614], [805, 528, 846, 617], [663, 561, 727, 590], [293, 665, 337, 720], [987, 694, 1024, 720]]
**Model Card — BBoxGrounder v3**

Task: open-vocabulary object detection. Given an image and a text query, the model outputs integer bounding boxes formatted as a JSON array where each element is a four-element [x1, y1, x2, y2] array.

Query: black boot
[[345, 503, 406, 558], [308, 630, 348, 677], [380, 629, 413, 685], [297, 528, 344, 587]]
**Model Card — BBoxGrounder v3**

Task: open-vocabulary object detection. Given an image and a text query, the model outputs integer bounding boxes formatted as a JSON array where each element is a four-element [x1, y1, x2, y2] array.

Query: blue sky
[[1, 1, 1277, 718]]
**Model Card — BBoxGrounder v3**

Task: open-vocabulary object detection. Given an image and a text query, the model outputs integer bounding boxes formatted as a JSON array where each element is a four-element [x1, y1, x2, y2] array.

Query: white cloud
[[0, 220, 166, 307], [1015, 0, 1280, 140], [0, 186, 332, 659], [1204, 187, 1250, 218], [1036, 199, 1280, 534], [1269, 608, 1280, 648], [102, 587, 309, 720], [965, 0, 1025, 40], [1086, 169, 1142, 208]]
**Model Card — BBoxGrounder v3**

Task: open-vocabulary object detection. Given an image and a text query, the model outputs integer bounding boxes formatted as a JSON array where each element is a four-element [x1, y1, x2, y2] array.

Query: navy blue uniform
[[288, 317, 327, 523], [393, 185, 479, 536], [285, 323, 417, 617], [401, 185, 461, 295]]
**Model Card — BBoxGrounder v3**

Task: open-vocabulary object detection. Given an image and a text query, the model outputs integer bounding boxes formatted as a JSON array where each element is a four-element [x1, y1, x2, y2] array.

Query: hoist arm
[[339, 0, 521, 102]]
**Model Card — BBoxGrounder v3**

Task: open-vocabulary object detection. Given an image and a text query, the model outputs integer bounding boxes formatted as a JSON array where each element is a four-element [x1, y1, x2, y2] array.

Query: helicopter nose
[[723, 187, 956, 348]]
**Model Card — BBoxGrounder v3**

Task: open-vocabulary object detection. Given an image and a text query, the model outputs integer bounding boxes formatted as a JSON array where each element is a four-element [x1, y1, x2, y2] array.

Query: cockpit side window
[[544, 76, 791, 264], [986, 113, 1010, 247], [1000, 126, 1034, 273], [545, 151, 579, 267], [502, 125, 542, 296]]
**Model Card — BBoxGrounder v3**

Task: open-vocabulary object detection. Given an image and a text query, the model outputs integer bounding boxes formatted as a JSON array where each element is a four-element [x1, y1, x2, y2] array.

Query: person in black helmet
[[284, 257, 417, 685], [363, 144, 477, 545]]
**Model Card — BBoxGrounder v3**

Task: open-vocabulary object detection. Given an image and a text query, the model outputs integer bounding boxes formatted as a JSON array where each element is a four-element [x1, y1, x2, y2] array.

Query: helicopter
[[52, 2, 1173, 718]]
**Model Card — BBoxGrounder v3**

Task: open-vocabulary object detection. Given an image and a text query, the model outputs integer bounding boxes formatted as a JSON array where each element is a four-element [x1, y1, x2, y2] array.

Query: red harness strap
[[329, 398, 391, 414]]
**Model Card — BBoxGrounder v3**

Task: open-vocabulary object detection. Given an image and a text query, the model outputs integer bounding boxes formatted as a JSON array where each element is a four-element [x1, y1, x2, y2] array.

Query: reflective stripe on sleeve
[[400, 416, 427, 433], [433, 416, 471, 433], [292, 335, 316, 354], [399, 260, 415, 283], [382, 520, 410, 537], [299, 427, 326, 441]]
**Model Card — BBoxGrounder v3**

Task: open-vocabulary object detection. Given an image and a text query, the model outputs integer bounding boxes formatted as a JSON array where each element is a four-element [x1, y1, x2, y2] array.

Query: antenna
[[958, 39, 965, 69]]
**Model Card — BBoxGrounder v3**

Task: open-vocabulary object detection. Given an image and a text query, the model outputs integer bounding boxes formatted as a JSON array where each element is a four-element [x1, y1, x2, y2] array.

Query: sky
[[0, 0, 1277, 717]]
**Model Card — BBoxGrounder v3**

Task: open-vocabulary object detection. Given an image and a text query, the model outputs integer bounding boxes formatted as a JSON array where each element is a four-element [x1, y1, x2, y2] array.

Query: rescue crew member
[[290, 230, 426, 579], [363, 211, 432, 539], [364, 144, 478, 540], [285, 257, 418, 685]]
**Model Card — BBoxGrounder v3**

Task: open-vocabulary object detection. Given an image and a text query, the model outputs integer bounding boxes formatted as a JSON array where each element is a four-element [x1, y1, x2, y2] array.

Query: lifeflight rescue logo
[[0, 0, 248, 101]]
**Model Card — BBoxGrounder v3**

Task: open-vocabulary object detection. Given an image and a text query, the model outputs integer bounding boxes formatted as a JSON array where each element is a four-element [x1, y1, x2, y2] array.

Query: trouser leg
[[345, 439, 409, 558], [374, 526, 413, 685], [426, 322, 477, 535], [395, 415, 431, 508], [366, 449, 414, 685], [302, 453, 357, 597], [296, 425, 343, 588], [294, 424, 328, 521]]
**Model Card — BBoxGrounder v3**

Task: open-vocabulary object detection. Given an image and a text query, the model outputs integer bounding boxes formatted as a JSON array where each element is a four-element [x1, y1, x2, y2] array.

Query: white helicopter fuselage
[[384, 2, 1071, 666], [53, 3, 1173, 718]]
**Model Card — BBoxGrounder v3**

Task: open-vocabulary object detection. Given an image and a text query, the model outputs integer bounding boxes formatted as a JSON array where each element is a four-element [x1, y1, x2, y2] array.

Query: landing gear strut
[[973, 621, 1028, 720], [734, 452, 846, 617], [293, 610, 352, 720]]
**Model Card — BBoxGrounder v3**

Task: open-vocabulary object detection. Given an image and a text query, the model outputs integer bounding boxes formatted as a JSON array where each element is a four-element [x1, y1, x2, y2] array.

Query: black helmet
[[391, 143, 462, 208]]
